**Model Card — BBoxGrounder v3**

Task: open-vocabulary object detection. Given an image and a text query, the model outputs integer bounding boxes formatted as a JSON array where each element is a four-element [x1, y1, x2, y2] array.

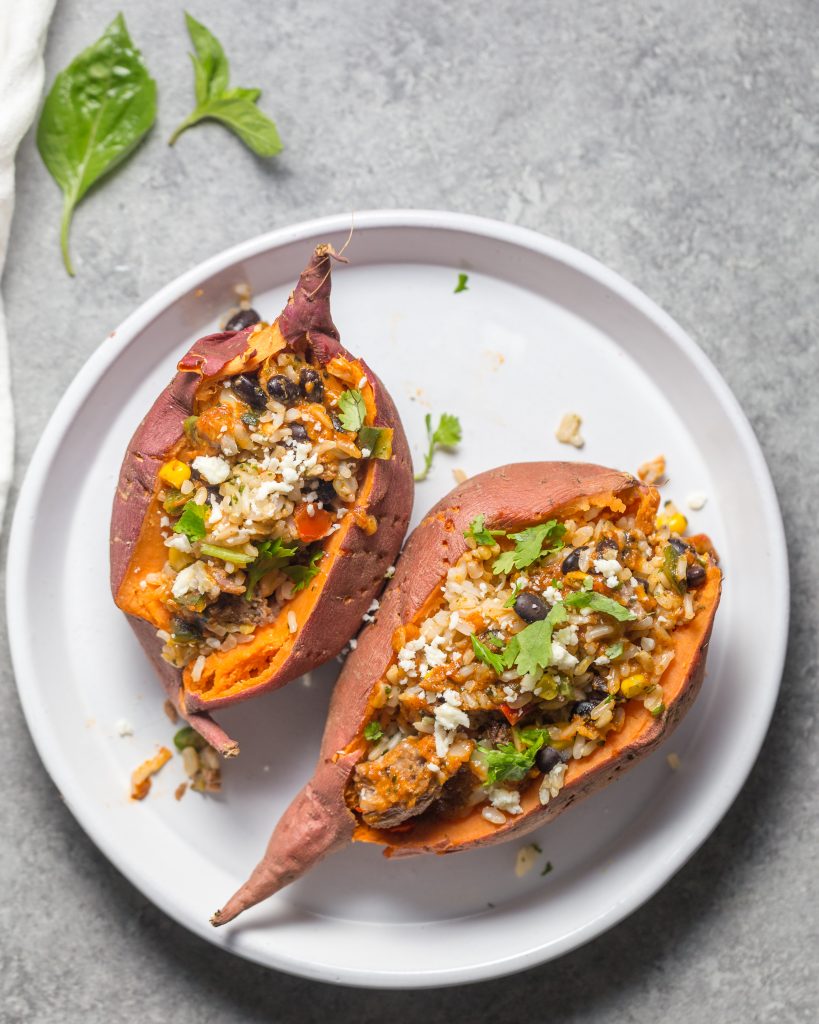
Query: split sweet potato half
[[110, 245, 413, 755], [213, 461, 721, 924]]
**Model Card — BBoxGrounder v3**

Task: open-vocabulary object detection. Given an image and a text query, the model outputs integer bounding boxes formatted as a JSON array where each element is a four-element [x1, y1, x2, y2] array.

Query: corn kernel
[[657, 511, 688, 533], [620, 673, 649, 699], [159, 459, 191, 489], [168, 547, 193, 571]]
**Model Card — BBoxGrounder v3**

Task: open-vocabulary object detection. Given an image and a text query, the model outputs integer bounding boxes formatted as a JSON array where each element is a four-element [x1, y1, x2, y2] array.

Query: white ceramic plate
[[8, 211, 787, 988]]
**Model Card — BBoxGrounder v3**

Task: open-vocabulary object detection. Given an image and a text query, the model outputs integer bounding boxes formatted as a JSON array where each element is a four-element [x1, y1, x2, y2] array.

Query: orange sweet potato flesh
[[212, 462, 722, 925], [110, 245, 413, 754]]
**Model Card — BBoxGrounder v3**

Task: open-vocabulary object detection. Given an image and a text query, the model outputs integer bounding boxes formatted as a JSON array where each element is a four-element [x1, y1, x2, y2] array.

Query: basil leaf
[[170, 13, 282, 157], [36, 14, 157, 275]]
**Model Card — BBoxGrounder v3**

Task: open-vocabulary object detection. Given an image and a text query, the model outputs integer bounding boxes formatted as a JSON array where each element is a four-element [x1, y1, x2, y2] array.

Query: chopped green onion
[[200, 543, 255, 564]]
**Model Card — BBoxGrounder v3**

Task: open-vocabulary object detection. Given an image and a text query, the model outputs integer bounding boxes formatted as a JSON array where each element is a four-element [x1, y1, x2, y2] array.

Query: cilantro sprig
[[337, 389, 366, 432], [471, 633, 507, 676], [563, 591, 636, 622], [244, 537, 297, 601], [493, 521, 566, 576], [481, 727, 551, 785], [465, 514, 506, 547], [414, 412, 462, 482], [282, 547, 324, 592], [173, 500, 207, 541]]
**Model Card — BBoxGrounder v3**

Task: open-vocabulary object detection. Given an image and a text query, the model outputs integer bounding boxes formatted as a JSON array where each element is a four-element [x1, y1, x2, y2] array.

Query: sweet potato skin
[[110, 246, 413, 745], [213, 461, 720, 925]]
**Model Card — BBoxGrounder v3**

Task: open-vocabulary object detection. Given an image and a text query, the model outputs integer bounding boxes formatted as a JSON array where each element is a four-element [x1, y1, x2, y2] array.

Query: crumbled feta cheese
[[606, 575, 619, 589], [551, 642, 578, 672], [433, 701, 469, 756], [165, 533, 192, 553], [553, 625, 578, 647], [594, 557, 621, 577], [442, 688, 462, 707], [544, 586, 563, 604], [384, 565, 396, 578], [115, 718, 133, 737], [192, 455, 231, 485], [488, 786, 522, 815], [686, 492, 707, 511], [172, 561, 219, 601]]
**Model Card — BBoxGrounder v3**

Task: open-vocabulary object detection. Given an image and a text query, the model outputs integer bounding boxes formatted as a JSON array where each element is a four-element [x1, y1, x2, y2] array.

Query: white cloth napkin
[[0, 0, 56, 529]]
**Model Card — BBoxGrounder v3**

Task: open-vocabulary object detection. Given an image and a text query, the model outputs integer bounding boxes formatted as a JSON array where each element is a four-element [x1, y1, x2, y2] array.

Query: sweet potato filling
[[116, 320, 387, 702], [348, 487, 719, 833]]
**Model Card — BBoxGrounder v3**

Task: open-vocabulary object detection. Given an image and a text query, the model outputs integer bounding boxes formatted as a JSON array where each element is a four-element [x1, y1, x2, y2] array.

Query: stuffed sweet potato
[[213, 461, 721, 922], [110, 245, 413, 755]]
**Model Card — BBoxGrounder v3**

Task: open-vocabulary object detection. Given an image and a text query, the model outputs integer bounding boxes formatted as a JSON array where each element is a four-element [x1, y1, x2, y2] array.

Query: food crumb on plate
[[686, 491, 707, 511], [130, 746, 172, 800], [637, 454, 667, 485], [555, 412, 584, 449], [452, 467, 468, 484], [174, 783, 187, 801], [667, 752, 681, 771], [515, 843, 541, 877], [162, 699, 179, 724], [115, 718, 134, 737]]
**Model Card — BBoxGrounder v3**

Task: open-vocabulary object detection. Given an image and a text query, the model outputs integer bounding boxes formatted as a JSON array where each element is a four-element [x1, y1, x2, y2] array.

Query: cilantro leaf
[[465, 514, 506, 547], [169, 13, 282, 157], [414, 412, 462, 482], [173, 500, 207, 541], [337, 389, 366, 432], [492, 521, 566, 575], [504, 579, 525, 608], [363, 721, 383, 742], [282, 547, 324, 592], [244, 537, 297, 601], [481, 728, 549, 785], [563, 591, 636, 621], [512, 604, 568, 676], [454, 272, 469, 293], [471, 634, 507, 676], [605, 640, 624, 660]]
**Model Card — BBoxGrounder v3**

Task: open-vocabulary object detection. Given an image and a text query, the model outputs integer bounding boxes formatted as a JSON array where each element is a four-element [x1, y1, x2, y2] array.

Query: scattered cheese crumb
[[115, 718, 134, 737], [667, 752, 681, 771], [637, 454, 666, 485], [555, 412, 584, 448], [686, 491, 707, 511], [192, 455, 231, 485]]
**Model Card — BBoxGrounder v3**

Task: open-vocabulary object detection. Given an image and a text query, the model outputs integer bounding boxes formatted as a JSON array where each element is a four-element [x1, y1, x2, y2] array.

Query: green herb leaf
[[282, 547, 324, 591], [563, 591, 636, 621], [504, 580, 525, 608], [183, 415, 199, 440], [363, 721, 383, 742], [173, 726, 206, 751], [36, 14, 157, 275], [454, 272, 469, 293], [605, 640, 624, 660], [470, 634, 507, 676], [414, 412, 463, 481], [582, 575, 595, 591], [244, 537, 298, 601], [465, 514, 506, 547], [174, 501, 208, 541], [357, 425, 393, 460], [169, 13, 283, 157], [662, 544, 687, 595], [481, 728, 549, 785], [512, 604, 568, 676], [337, 389, 366, 432], [200, 543, 255, 564], [492, 520, 566, 575]]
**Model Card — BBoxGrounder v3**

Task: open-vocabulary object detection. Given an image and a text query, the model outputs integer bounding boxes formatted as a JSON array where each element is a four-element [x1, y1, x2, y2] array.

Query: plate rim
[[6, 209, 790, 988]]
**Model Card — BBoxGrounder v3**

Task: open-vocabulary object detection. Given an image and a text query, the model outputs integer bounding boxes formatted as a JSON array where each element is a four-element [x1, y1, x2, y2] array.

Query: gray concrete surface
[[2, 0, 817, 1020]]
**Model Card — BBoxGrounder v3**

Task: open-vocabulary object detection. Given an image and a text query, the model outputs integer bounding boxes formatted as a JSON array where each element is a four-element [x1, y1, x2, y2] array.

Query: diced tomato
[[500, 702, 525, 726], [294, 503, 334, 542]]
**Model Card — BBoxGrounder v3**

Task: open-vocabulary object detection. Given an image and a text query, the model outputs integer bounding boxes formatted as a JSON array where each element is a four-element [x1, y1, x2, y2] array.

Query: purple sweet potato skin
[[110, 245, 412, 742]]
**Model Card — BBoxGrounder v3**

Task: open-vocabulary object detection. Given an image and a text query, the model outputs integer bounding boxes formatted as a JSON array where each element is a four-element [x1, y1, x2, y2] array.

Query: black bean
[[331, 412, 345, 432], [299, 368, 324, 402], [668, 537, 689, 555], [686, 563, 707, 588], [231, 373, 268, 410], [595, 537, 619, 556], [289, 423, 308, 442], [590, 676, 611, 699], [266, 374, 299, 404], [225, 308, 261, 332], [535, 746, 562, 773], [561, 546, 588, 573], [314, 479, 336, 507], [514, 592, 550, 623], [573, 701, 596, 718]]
